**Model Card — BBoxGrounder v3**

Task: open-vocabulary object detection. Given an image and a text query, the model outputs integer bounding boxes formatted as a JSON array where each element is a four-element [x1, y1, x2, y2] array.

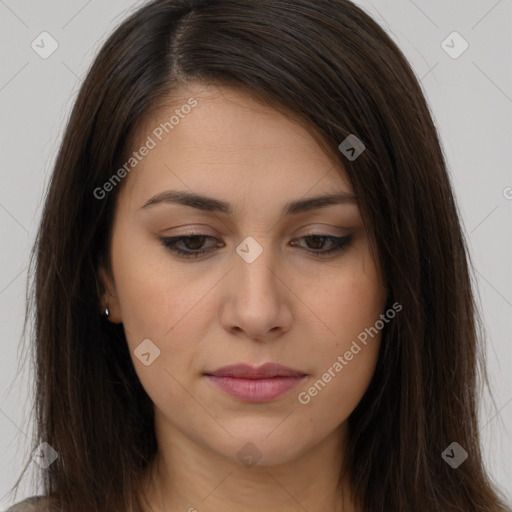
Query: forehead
[[119, 83, 353, 208]]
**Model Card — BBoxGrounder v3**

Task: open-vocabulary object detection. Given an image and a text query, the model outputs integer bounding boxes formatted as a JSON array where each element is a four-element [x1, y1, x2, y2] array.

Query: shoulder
[[5, 496, 58, 512]]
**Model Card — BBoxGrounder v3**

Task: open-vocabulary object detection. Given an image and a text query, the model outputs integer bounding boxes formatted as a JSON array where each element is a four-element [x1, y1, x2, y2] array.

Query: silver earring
[[104, 307, 110, 318]]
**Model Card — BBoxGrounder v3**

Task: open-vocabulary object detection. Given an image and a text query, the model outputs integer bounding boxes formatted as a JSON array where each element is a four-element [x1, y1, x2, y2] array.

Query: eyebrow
[[140, 190, 358, 218]]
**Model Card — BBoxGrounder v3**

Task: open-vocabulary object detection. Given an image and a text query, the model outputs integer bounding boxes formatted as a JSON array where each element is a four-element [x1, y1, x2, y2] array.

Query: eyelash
[[159, 232, 354, 259]]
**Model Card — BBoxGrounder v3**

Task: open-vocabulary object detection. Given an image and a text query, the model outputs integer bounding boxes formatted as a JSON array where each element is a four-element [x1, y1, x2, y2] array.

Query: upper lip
[[205, 363, 306, 379]]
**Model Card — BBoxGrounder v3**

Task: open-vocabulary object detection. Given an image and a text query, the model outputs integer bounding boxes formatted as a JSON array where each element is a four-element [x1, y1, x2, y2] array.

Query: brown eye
[[160, 235, 221, 258], [290, 234, 354, 257]]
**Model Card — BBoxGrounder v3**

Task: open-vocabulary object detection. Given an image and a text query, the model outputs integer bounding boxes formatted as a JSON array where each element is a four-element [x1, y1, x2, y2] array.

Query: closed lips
[[205, 363, 306, 379]]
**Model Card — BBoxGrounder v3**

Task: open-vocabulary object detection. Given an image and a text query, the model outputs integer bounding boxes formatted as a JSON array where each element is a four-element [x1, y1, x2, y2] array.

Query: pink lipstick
[[205, 363, 306, 403]]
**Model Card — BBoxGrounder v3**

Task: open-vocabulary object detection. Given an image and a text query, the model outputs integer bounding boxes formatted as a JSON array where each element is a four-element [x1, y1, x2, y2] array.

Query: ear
[[97, 265, 122, 324]]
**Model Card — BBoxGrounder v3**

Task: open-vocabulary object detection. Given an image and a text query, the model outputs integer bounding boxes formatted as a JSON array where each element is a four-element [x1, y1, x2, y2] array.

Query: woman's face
[[100, 83, 388, 466]]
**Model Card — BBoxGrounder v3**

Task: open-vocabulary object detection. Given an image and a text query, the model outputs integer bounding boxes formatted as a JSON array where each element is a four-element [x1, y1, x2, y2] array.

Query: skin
[[99, 83, 388, 512]]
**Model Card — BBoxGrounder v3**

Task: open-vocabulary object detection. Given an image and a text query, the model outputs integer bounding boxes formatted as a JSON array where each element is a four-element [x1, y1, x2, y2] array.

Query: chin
[[206, 426, 317, 468]]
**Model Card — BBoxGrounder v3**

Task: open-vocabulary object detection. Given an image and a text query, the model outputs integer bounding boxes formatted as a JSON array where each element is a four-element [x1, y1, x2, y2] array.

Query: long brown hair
[[8, 0, 510, 511]]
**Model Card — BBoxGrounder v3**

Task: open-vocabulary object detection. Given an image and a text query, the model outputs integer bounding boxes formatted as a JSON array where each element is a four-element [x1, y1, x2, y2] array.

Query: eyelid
[[164, 223, 350, 236], [298, 226, 351, 237], [161, 226, 349, 242]]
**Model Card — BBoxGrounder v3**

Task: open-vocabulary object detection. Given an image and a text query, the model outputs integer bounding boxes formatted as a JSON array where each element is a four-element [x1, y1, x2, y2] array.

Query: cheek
[[109, 226, 218, 395], [110, 224, 213, 339], [295, 309, 383, 441], [305, 244, 387, 350], [295, 247, 386, 420], [296, 344, 380, 444]]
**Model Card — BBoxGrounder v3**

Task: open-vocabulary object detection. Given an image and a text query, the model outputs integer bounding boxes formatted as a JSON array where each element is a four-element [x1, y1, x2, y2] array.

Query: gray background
[[0, 0, 511, 508]]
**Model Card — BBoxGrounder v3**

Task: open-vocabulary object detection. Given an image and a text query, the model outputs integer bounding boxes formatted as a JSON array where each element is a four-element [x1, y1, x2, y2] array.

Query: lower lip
[[206, 375, 305, 402]]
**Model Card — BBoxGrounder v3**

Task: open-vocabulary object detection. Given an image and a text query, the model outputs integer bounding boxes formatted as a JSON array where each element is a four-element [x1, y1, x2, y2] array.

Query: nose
[[219, 242, 293, 342]]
